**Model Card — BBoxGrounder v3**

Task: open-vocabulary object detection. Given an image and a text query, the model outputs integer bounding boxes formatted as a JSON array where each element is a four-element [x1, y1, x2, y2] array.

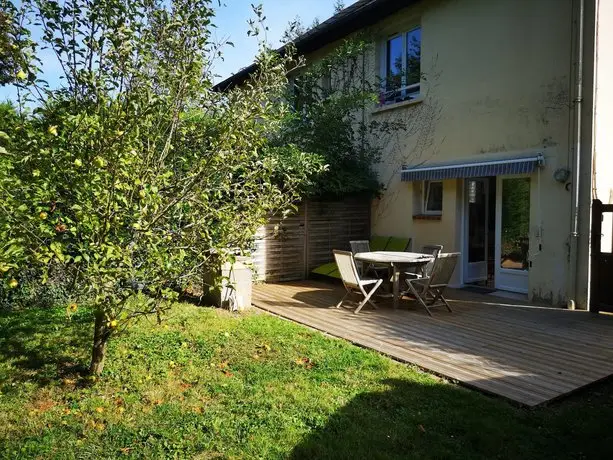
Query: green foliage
[[1, 302, 613, 458], [0, 1, 35, 85], [273, 37, 406, 199], [0, 0, 323, 373], [0, 266, 69, 311]]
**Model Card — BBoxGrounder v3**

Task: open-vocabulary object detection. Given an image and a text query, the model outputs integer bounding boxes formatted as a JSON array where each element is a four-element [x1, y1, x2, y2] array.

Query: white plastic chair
[[405, 252, 459, 316], [333, 250, 384, 314]]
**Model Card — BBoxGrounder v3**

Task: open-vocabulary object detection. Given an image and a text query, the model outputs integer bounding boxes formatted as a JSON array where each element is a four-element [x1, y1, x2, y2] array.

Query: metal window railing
[[379, 81, 421, 105]]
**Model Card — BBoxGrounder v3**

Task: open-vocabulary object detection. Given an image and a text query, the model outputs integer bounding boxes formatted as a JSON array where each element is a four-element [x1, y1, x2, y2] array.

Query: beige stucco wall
[[358, 0, 575, 302], [593, 0, 613, 257]]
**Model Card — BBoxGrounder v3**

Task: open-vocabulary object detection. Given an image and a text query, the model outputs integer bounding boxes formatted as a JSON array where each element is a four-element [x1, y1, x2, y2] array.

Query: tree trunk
[[89, 310, 110, 376]]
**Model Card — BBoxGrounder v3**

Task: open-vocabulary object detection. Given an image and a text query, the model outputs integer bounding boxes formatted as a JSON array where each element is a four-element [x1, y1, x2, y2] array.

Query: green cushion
[[327, 268, 341, 279], [385, 237, 412, 252], [369, 235, 390, 252], [311, 262, 338, 276]]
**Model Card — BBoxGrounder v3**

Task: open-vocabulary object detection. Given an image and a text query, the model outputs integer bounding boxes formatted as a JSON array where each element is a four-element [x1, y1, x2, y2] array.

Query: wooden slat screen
[[252, 197, 370, 282], [305, 198, 370, 273]]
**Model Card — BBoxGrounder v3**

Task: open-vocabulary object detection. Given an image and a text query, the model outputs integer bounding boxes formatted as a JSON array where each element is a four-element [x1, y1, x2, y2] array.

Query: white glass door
[[495, 176, 530, 293], [464, 179, 489, 283]]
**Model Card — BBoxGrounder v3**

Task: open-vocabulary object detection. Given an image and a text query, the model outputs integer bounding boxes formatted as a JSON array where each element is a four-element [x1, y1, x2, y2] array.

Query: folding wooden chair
[[349, 240, 371, 255], [405, 252, 459, 316], [349, 239, 390, 279], [333, 250, 384, 314], [404, 244, 444, 281], [349, 240, 371, 275]]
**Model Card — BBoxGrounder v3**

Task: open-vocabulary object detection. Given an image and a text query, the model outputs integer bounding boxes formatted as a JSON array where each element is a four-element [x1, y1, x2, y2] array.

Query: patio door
[[464, 178, 489, 283], [495, 176, 530, 293]]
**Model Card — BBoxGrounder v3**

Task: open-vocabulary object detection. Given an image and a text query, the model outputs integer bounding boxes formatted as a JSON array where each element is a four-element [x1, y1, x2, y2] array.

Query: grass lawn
[[1, 303, 613, 459]]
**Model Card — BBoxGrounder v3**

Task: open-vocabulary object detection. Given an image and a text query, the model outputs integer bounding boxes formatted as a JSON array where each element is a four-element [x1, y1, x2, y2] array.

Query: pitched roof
[[213, 0, 417, 91]]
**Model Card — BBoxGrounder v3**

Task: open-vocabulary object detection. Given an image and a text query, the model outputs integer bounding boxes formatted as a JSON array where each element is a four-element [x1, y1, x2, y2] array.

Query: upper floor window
[[381, 27, 421, 105]]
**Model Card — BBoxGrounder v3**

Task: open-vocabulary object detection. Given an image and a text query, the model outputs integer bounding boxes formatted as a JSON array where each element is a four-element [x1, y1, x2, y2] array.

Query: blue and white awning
[[400, 154, 544, 182]]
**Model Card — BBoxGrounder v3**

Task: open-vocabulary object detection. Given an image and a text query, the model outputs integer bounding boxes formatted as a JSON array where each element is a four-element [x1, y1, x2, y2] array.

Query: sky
[[212, 0, 358, 82], [0, 0, 358, 102]]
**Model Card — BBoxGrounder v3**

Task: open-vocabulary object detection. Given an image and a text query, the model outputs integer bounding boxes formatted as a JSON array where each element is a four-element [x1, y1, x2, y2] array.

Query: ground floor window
[[424, 180, 443, 214]]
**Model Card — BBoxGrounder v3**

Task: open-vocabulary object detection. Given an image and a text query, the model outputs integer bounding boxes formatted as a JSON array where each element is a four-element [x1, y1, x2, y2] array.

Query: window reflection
[[386, 36, 403, 102], [406, 28, 421, 88], [382, 27, 421, 104], [501, 178, 530, 270]]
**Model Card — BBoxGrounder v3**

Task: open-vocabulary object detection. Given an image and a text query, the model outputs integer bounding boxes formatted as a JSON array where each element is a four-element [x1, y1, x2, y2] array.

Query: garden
[[1, 1, 613, 458], [2, 301, 613, 459]]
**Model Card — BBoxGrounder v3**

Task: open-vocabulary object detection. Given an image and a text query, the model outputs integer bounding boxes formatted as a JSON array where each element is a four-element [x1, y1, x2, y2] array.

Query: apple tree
[[0, 0, 323, 375]]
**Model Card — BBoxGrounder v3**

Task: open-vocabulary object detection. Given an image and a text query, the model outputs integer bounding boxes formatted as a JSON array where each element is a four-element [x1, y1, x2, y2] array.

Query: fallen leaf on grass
[[418, 424, 426, 433], [222, 370, 233, 377], [33, 398, 56, 412], [294, 357, 315, 369]]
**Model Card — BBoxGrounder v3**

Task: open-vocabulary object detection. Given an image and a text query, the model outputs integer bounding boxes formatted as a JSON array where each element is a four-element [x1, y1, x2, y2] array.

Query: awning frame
[[400, 153, 545, 182]]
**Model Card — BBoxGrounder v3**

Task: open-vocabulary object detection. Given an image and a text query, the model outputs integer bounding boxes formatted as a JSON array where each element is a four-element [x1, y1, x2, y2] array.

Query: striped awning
[[400, 154, 544, 182]]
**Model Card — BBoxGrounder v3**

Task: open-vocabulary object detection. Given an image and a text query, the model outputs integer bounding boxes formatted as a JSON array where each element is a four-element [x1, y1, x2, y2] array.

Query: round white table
[[354, 251, 434, 309]]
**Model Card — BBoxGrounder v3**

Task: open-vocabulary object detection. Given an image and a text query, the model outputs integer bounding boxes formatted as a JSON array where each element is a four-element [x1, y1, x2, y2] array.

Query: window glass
[[467, 180, 487, 263], [385, 35, 403, 103], [500, 178, 530, 270], [425, 181, 443, 213], [382, 27, 421, 104], [406, 27, 421, 88]]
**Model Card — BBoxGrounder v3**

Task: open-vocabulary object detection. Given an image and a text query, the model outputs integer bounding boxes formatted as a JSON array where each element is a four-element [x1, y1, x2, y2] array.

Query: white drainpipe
[[567, 0, 586, 310]]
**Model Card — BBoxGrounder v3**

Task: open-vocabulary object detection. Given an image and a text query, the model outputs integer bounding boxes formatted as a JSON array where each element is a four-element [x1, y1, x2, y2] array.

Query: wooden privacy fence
[[591, 199, 613, 312], [252, 197, 370, 282]]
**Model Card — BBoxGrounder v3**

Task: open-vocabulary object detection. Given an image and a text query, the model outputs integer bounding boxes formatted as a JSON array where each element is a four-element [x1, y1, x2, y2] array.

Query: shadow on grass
[[290, 377, 613, 460], [0, 307, 92, 388]]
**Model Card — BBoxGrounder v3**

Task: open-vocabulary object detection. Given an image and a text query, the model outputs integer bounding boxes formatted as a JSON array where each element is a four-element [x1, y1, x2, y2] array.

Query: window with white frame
[[423, 180, 443, 214], [381, 26, 421, 105]]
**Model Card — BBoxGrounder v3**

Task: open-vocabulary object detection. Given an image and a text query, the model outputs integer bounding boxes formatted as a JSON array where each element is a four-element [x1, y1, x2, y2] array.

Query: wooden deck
[[252, 280, 613, 406]]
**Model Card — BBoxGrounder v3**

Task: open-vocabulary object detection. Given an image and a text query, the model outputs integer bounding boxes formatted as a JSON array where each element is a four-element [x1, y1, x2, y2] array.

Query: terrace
[[253, 280, 613, 406]]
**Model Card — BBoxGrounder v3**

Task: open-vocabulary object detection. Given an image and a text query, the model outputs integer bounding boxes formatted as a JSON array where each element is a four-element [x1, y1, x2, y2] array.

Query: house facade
[[217, 0, 612, 310]]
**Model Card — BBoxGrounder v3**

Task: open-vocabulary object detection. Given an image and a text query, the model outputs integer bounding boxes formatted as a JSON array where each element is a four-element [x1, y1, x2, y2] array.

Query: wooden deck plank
[[254, 290, 550, 406], [265, 283, 613, 361], [252, 281, 613, 406], [253, 290, 550, 405], [263, 283, 613, 373], [254, 289, 577, 400], [261, 285, 611, 387]]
